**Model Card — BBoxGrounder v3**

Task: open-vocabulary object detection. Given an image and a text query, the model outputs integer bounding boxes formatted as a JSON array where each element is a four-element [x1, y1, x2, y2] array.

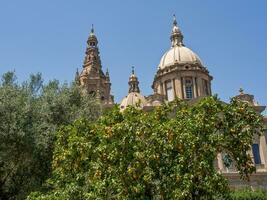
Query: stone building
[[118, 15, 267, 189], [76, 25, 114, 106], [219, 89, 267, 189], [77, 17, 267, 188]]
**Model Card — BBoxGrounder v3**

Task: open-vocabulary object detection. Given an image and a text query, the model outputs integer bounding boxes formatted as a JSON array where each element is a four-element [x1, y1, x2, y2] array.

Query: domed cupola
[[170, 15, 184, 47], [152, 15, 213, 101], [87, 24, 98, 48], [120, 67, 147, 111]]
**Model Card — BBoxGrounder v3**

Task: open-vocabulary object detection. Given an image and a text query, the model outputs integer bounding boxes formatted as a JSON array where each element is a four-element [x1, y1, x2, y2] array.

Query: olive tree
[[0, 71, 101, 200]]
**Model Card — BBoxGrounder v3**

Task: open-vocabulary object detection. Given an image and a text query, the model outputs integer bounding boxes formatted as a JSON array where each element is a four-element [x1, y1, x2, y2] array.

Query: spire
[[239, 88, 244, 95], [84, 24, 100, 68], [106, 68, 110, 77], [87, 24, 98, 47], [131, 66, 135, 75], [173, 14, 177, 26], [170, 14, 184, 47], [128, 66, 140, 93], [75, 68, 80, 85], [90, 24, 94, 35], [105, 68, 110, 82]]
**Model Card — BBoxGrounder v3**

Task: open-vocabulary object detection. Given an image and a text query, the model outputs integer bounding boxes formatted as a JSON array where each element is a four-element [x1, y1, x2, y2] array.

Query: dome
[[120, 92, 147, 111], [158, 46, 203, 70]]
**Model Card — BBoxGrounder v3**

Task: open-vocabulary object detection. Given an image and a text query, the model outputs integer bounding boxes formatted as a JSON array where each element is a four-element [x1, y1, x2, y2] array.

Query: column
[[260, 134, 267, 169], [175, 76, 183, 99], [192, 77, 197, 98], [181, 77, 185, 99], [196, 77, 202, 97], [162, 81, 166, 96], [172, 79, 176, 98], [208, 81, 212, 95], [217, 153, 224, 172]]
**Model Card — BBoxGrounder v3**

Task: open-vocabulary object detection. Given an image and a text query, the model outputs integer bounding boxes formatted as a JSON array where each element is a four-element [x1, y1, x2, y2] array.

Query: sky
[[0, 0, 266, 114]]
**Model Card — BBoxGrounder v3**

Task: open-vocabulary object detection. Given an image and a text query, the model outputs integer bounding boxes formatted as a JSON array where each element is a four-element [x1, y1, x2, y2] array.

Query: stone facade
[[217, 90, 267, 189]]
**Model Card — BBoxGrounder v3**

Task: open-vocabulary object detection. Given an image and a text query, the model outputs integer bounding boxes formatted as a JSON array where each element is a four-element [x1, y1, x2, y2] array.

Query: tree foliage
[[0, 71, 101, 200], [28, 96, 263, 199], [231, 189, 267, 200]]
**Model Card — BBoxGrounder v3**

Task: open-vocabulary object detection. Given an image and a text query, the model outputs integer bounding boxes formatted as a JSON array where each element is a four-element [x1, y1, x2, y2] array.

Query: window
[[185, 78, 193, 99], [222, 153, 233, 169], [185, 86, 193, 99], [165, 81, 174, 101], [252, 144, 261, 165]]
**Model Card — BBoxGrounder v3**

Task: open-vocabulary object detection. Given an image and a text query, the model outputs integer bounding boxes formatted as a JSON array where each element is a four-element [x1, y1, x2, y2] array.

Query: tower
[[152, 15, 213, 101], [128, 66, 140, 93], [78, 25, 114, 105], [120, 67, 147, 111]]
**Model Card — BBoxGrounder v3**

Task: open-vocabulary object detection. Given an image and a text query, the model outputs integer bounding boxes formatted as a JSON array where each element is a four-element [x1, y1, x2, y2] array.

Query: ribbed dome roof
[[120, 92, 147, 111], [158, 46, 202, 69], [158, 15, 203, 70]]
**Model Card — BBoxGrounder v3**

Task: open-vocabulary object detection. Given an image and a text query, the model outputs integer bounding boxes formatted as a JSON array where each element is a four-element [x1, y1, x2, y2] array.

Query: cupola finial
[[173, 14, 177, 26], [170, 14, 184, 47], [106, 68, 109, 77], [132, 66, 135, 75], [128, 66, 140, 93], [91, 24, 94, 34], [87, 24, 98, 47], [239, 88, 244, 95]]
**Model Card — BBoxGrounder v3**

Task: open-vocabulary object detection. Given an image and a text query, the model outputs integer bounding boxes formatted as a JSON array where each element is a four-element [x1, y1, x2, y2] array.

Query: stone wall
[[224, 172, 267, 189]]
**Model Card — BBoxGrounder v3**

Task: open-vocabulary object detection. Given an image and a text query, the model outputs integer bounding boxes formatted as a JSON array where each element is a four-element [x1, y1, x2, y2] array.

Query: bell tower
[[77, 25, 114, 105], [128, 67, 140, 93]]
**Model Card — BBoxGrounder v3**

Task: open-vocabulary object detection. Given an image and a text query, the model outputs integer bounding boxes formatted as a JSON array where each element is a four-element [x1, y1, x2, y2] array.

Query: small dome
[[120, 92, 147, 111], [158, 46, 203, 70]]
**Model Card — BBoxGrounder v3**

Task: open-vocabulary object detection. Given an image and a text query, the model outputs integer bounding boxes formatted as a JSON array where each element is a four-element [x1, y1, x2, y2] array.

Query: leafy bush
[[231, 189, 267, 200]]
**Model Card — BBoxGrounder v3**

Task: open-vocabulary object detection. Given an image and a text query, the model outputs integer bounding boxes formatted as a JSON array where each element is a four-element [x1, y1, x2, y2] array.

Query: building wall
[[153, 63, 212, 101]]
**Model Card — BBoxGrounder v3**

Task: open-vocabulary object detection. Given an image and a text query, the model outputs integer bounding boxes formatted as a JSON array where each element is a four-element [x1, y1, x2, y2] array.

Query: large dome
[[152, 16, 212, 101], [158, 46, 203, 70]]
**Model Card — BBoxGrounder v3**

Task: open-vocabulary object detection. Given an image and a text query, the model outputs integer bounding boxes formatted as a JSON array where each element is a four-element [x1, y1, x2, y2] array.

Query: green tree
[[0, 72, 101, 200], [28, 96, 263, 199], [231, 189, 267, 200]]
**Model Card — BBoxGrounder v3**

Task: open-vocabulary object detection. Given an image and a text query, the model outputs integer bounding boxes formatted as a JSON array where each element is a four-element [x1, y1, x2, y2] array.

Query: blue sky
[[0, 0, 266, 114]]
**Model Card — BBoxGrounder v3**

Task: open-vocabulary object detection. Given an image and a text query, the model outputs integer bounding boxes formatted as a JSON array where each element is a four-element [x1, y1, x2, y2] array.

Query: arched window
[[185, 78, 193, 99]]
